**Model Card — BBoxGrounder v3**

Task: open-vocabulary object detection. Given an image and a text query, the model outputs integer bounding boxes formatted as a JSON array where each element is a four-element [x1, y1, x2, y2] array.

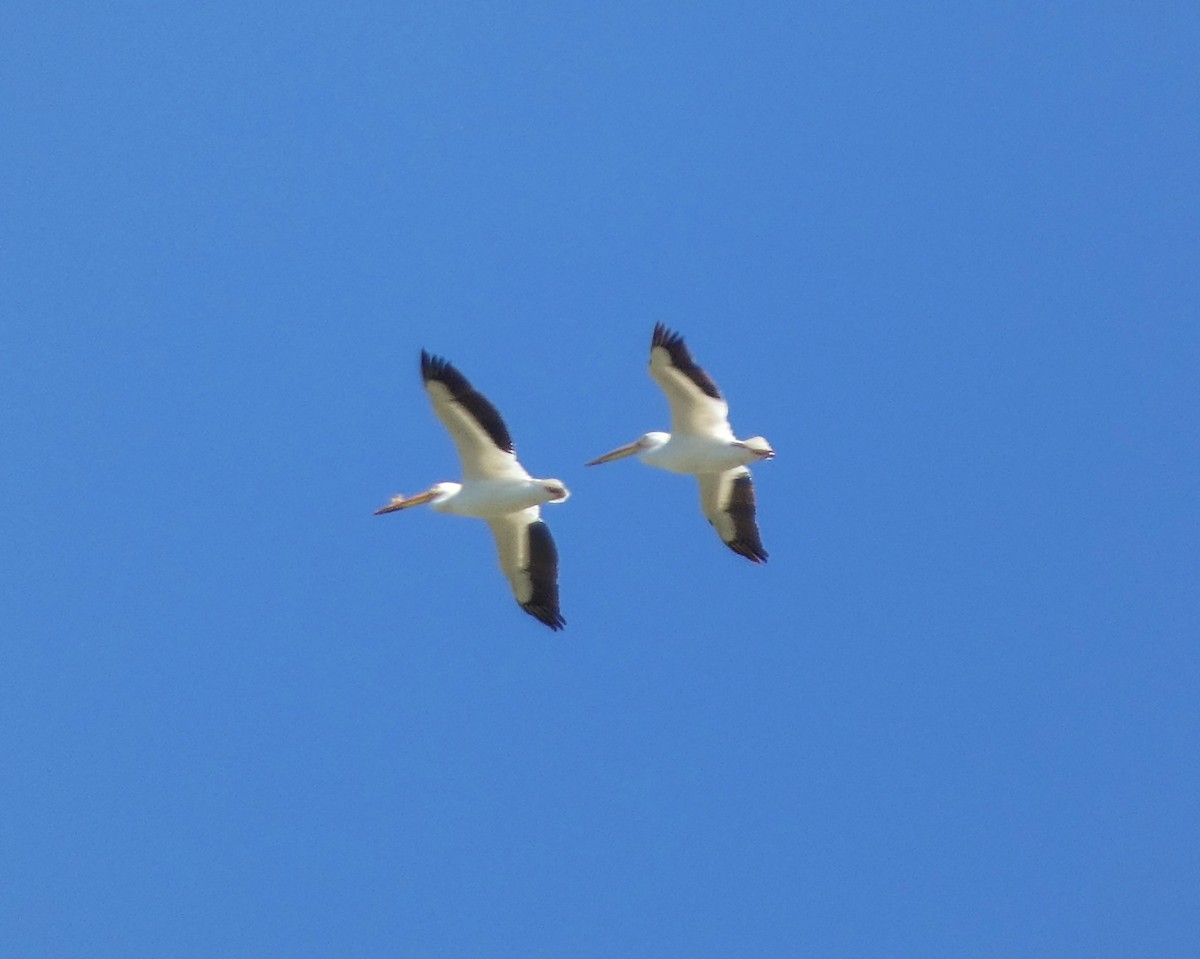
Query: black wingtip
[[521, 521, 564, 631], [420, 349, 454, 383], [650, 324, 723, 400], [727, 541, 769, 564], [652, 322, 683, 351], [522, 603, 566, 631]]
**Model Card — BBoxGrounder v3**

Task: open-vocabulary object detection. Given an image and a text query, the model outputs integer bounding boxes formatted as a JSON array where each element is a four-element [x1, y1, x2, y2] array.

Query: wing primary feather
[[521, 520, 565, 630], [420, 350, 515, 454], [724, 472, 768, 563], [651, 323, 723, 401]]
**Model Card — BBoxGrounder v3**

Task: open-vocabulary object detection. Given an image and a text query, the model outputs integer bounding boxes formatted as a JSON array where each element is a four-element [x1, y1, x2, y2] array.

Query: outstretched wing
[[487, 508, 566, 630], [697, 468, 768, 563], [648, 324, 734, 439], [421, 351, 530, 481]]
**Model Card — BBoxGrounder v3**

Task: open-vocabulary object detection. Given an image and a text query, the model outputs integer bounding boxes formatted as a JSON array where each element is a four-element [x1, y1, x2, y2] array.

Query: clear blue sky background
[[3, 2, 1197, 956]]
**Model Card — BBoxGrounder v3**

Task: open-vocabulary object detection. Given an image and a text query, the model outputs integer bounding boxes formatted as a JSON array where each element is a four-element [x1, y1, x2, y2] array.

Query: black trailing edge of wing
[[420, 350, 515, 454], [521, 520, 565, 631], [724, 473, 768, 564], [651, 323, 723, 401]]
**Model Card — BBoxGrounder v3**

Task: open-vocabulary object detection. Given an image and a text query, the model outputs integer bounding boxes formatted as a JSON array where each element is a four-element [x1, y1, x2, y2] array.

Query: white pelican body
[[587, 324, 774, 563], [406, 479, 565, 518], [375, 352, 569, 630], [630, 430, 771, 475]]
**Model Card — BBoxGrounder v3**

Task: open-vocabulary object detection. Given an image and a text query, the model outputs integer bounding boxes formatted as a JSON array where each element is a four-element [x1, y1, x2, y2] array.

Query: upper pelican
[[586, 324, 774, 563], [375, 351, 569, 630]]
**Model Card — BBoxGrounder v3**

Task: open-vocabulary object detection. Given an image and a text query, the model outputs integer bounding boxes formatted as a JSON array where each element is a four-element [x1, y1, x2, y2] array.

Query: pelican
[[586, 324, 774, 563], [375, 351, 570, 630]]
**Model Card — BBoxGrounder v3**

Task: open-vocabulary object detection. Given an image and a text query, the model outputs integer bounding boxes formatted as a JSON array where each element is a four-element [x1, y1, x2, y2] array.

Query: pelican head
[[584, 432, 670, 466], [733, 435, 775, 461], [373, 481, 460, 515], [540, 479, 571, 503]]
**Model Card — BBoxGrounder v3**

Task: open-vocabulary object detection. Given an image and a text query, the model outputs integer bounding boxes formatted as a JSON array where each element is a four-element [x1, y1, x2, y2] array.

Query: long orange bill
[[373, 489, 437, 515], [584, 441, 642, 467]]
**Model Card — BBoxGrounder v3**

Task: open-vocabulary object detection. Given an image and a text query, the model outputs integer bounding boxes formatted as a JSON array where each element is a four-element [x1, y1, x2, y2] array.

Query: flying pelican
[[375, 351, 570, 630], [586, 324, 774, 563]]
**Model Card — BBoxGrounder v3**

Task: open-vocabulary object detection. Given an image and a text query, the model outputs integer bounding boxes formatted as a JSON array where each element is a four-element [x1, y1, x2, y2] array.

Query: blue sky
[[3, 1, 1198, 955]]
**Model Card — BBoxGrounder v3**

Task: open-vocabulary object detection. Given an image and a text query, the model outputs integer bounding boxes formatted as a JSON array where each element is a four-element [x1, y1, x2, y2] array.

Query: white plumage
[[586, 325, 774, 563], [375, 352, 569, 630]]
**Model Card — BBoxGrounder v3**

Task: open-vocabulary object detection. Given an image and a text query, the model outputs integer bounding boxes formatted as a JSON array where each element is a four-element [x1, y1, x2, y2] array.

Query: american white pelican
[[586, 324, 774, 563], [375, 351, 570, 630]]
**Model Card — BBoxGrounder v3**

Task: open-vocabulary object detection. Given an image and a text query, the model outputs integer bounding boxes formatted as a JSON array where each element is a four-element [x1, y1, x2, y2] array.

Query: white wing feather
[[486, 508, 540, 605], [425, 379, 531, 481], [649, 344, 734, 440]]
